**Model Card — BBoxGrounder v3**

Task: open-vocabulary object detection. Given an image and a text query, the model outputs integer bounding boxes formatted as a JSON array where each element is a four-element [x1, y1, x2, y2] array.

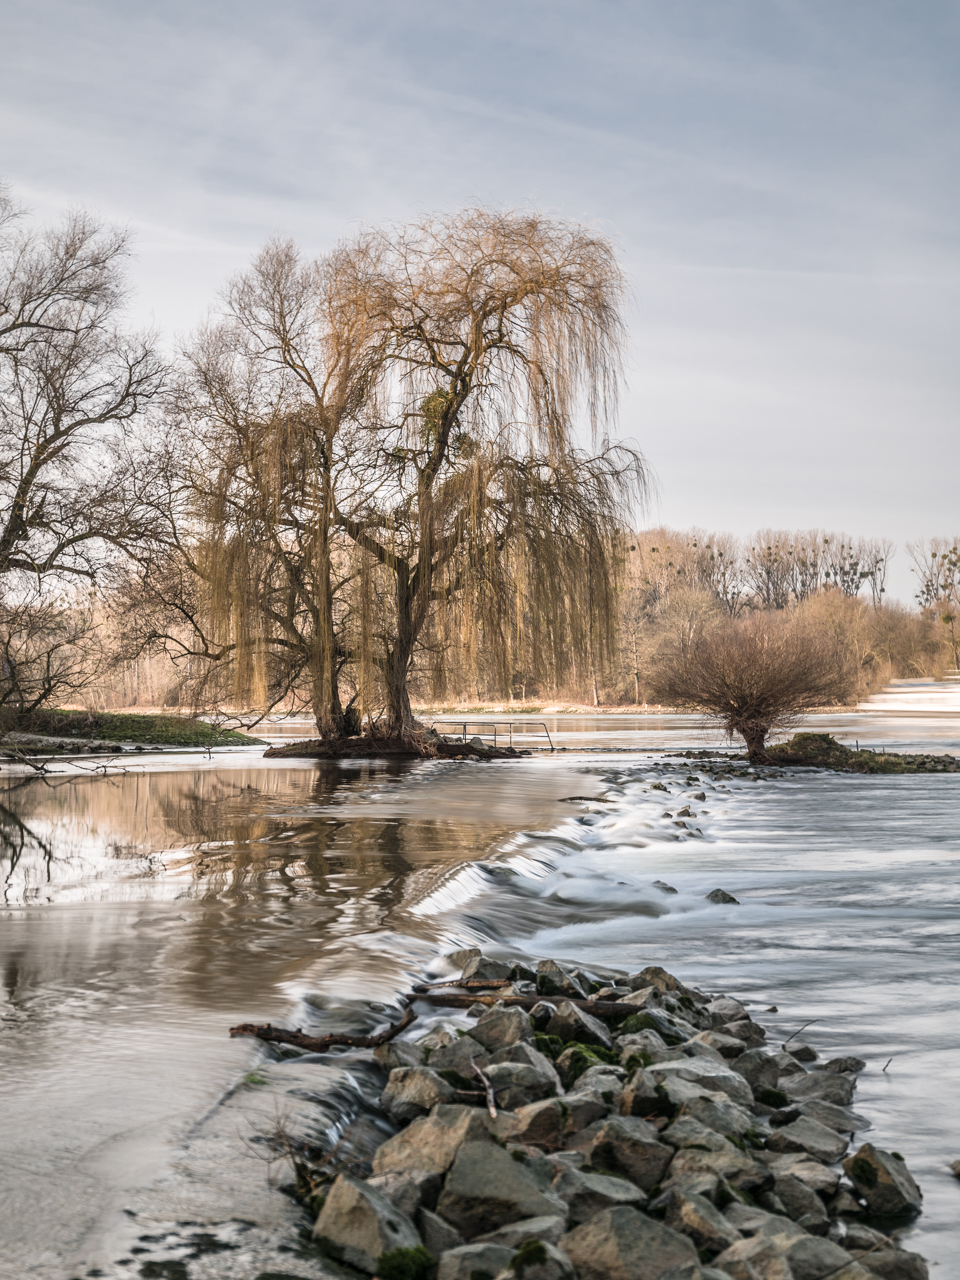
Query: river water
[[2, 692, 959, 1277]]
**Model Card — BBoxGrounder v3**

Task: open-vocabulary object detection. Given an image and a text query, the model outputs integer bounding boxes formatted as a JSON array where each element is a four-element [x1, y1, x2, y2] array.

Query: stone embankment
[[294, 953, 929, 1280]]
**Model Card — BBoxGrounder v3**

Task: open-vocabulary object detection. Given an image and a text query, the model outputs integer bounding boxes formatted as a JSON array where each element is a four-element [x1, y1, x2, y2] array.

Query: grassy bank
[[768, 732, 960, 773], [9, 709, 265, 747]]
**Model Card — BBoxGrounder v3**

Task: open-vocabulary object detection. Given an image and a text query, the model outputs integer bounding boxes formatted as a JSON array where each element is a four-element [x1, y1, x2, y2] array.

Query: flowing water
[[2, 694, 959, 1277]]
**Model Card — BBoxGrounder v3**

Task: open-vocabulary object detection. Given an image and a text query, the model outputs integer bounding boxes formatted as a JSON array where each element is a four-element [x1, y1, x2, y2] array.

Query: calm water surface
[[1, 705, 959, 1276]]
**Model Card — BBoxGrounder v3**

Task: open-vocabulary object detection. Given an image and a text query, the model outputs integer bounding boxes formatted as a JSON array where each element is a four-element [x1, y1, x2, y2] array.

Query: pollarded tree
[[651, 611, 853, 761], [337, 208, 645, 732]]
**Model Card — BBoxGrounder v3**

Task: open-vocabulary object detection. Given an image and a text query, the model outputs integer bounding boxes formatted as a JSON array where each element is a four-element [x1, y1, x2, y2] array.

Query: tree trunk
[[740, 723, 768, 763], [383, 571, 416, 737]]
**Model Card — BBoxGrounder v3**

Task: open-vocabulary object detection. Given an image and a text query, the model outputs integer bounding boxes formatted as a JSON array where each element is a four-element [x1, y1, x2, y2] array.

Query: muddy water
[[2, 708, 960, 1276]]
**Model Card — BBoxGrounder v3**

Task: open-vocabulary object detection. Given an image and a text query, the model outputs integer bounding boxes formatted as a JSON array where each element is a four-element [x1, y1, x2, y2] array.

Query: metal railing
[[430, 718, 555, 752]]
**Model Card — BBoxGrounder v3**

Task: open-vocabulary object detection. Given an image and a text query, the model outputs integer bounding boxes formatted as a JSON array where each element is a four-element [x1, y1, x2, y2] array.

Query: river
[[1, 689, 959, 1277]]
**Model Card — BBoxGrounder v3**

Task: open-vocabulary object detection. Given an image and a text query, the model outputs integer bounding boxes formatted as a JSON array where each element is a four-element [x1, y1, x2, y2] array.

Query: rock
[[577, 1061, 626, 1088], [782, 1070, 855, 1106], [662, 1117, 737, 1153], [689, 1030, 748, 1060], [576, 1114, 674, 1189], [849, 1247, 928, 1279], [619, 1067, 671, 1119], [429, 1034, 492, 1078], [951, 1158, 960, 1180], [680, 1039, 726, 1063], [418, 1022, 465, 1051], [537, 959, 587, 999], [553, 1165, 647, 1223], [530, 1000, 559, 1031], [366, 1168, 442, 1217], [828, 1189, 864, 1216], [773, 1052, 807, 1077], [618, 1029, 684, 1067], [782, 1235, 865, 1280], [471, 1004, 535, 1052], [664, 1188, 742, 1253], [765, 1116, 849, 1163], [667, 1148, 772, 1198], [435, 1141, 567, 1239], [312, 1172, 421, 1273], [462, 955, 514, 982], [823, 1056, 867, 1074], [492, 1042, 563, 1091], [381, 1066, 459, 1122], [501, 1098, 568, 1148], [722, 1020, 767, 1049], [679, 1093, 756, 1138], [786, 1041, 818, 1063], [622, 1008, 702, 1044], [438, 1242, 517, 1280], [476, 1215, 568, 1248], [420, 1206, 465, 1257], [486, 1061, 559, 1110], [799, 1099, 871, 1133], [560, 1206, 699, 1280], [653, 881, 679, 894], [842, 1144, 922, 1217], [556, 1043, 617, 1090], [649, 1059, 754, 1108], [706, 997, 748, 1025], [713, 1236, 793, 1280], [772, 1173, 828, 1231], [731, 1050, 779, 1093], [705, 888, 740, 904], [618, 985, 665, 1009], [375, 1040, 424, 1070], [493, 1241, 578, 1280], [372, 1104, 494, 1175], [545, 1001, 614, 1050], [447, 946, 482, 968], [768, 1155, 840, 1197], [627, 965, 703, 1002]]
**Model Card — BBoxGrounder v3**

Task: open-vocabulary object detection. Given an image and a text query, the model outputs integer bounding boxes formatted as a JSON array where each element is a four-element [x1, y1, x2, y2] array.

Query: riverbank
[[230, 950, 930, 1280], [0, 709, 264, 754]]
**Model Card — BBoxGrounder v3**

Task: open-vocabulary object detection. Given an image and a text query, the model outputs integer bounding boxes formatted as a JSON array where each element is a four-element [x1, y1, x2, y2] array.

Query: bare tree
[[652, 611, 853, 761]]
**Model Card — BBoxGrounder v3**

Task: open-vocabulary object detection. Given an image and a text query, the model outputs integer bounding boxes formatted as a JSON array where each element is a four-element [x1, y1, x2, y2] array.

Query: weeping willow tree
[[334, 208, 646, 733], [142, 210, 644, 738], [160, 239, 382, 736]]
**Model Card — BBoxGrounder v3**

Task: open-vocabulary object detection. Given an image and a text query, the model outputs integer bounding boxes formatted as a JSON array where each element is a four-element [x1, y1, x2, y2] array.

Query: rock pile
[[303, 956, 928, 1280]]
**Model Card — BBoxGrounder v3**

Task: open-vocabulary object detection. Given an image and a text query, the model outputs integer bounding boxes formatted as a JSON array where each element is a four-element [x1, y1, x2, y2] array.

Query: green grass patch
[[767, 732, 960, 774], [14, 708, 265, 747]]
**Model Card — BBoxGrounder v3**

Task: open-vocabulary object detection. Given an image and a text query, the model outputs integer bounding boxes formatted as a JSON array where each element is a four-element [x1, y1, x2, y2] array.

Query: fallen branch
[[473, 1062, 497, 1119], [406, 991, 636, 1020], [229, 1006, 417, 1052], [412, 979, 513, 992]]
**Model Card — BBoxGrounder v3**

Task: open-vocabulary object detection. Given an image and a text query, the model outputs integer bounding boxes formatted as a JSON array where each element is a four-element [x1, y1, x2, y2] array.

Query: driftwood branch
[[406, 991, 636, 1020], [412, 979, 513, 992], [229, 1005, 417, 1052], [473, 1061, 498, 1118]]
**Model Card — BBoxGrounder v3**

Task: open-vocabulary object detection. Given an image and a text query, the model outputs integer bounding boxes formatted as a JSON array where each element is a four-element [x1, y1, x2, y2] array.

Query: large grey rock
[[618, 985, 665, 1009], [731, 1050, 779, 1093], [381, 1065, 458, 1122], [823, 1056, 867, 1075], [375, 1039, 424, 1070], [785, 1041, 818, 1063], [492, 1041, 563, 1093], [562, 1086, 618, 1129], [576, 1114, 673, 1190], [842, 1144, 922, 1217], [768, 1154, 840, 1197], [849, 1248, 928, 1279], [706, 997, 748, 1025], [545, 1000, 614, 1050], [312, 1172, 421, 1273], [773, 1052, 807, 1077], [627, 1007, 702, 1044], [798, 1099, 870, 1133], [476, 1215, 567, 1247], [666, 1148, 772, 1198], [472, 1004, 535, 1051], [662, 1117, 737, 1153], [783, 1235, 867, 1280], [486, 1060, 559, 1110], [773, 1172, 828, 1230], [576, 1065, 625, 1108], [766, 1116, 849, 1163], [436, 1141, 567, 1239], [713, 1235, 793, 1280], [680, 1039, 727, 1064], [537, 959, 587, 998], [492, 1241, 578, 1280], [501, 1098, 567, 1148], [420, 1206, 465, 1257], [679, 1093, 756, 1138], [438, 1242, 517, 1280], [553, 1165, 647, 1223], [689, 1030, 748, 1060], [782, 1070, 855, 1106], [372, 1104, 494, 1175], [462, 955, 514, 982], [628, 965, 705, 1004], [649, 1059, 754, 1107], [664, 1188, 742, 1253], [723, 1020, 767, 1049], [561, 1206, 699, 1280], [619, 1067, 671, 1118], [366, 1168, 441, 1217], [429, 1034, 492, 1077]]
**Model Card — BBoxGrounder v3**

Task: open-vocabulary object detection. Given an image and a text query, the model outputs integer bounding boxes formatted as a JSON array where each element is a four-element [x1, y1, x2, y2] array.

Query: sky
[[3, 0, 959, 602]]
